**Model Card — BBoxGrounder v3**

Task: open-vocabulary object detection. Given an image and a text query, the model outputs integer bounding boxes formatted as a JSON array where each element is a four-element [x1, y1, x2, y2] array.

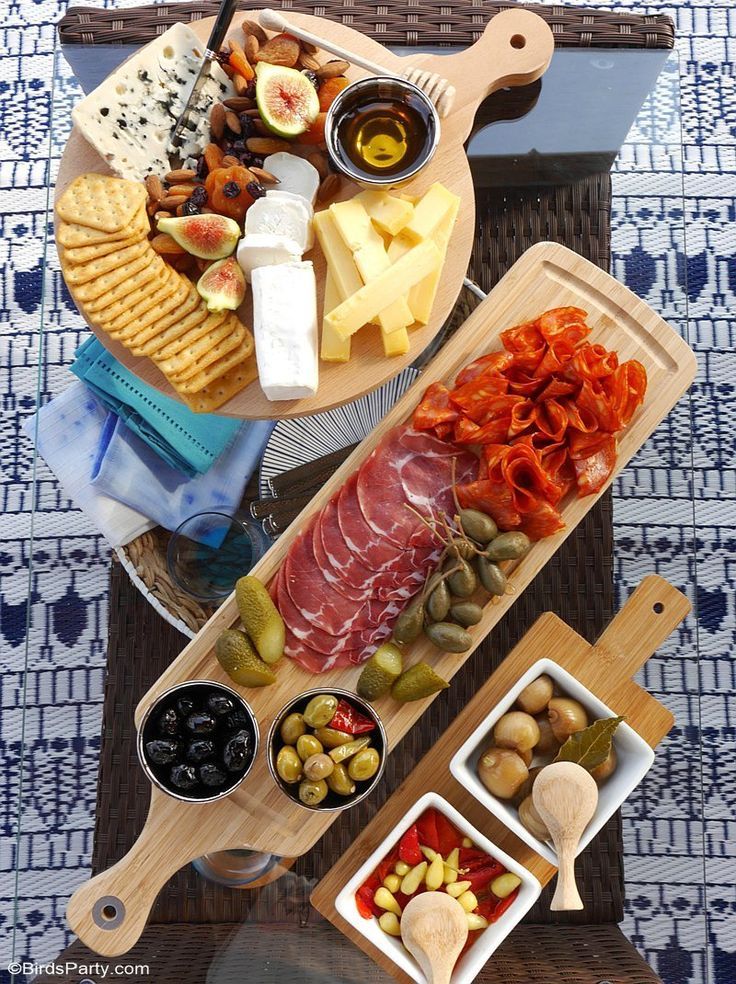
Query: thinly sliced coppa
[[274, 422, 478, 673]]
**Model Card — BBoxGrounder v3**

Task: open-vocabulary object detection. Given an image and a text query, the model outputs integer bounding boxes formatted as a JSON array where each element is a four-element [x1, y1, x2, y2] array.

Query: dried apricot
[[318, 77, 350, 112], [205, 166, 255, 222], [298, 112, 327, 145], [255, 33, 300, 67], [229, 40, 254, 81]]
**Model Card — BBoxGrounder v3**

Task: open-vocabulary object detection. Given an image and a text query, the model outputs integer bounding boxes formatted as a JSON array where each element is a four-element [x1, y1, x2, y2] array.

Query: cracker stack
[[56, 173, 257, 413]]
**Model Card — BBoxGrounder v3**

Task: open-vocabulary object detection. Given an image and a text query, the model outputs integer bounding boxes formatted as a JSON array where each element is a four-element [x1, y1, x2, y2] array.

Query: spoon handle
[[550, 840, 583, 911]]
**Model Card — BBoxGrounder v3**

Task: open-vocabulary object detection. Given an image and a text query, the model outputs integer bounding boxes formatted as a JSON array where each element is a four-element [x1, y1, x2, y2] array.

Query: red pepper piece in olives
[[146, 739, 179, 765], [185, 711, 216, 735], [186, 739, 215, 763], [223, 730, 252, 771]]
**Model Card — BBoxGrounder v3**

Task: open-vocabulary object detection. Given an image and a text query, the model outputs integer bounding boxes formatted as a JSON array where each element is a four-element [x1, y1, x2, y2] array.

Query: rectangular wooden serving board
[[66, 243, 696, 957], [311, 574, 691, 983]]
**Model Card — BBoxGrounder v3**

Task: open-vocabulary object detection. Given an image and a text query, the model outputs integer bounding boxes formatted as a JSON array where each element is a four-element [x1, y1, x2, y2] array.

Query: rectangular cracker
[[56, 174, 146, 233], [171, 338, 253, 394], [61, 239, 150, 285], [92, 266, 172, 327], [82, 255, 167, 311], [163, 320, 245, 382], [130, 296, 212, 357], [150, 311, 232, 370], [73, 252, 154, 303], [61, 228, 148, 264], [180, 356, 259, 413], [57, 204, 149, 248], [101, 272, 183, 338]]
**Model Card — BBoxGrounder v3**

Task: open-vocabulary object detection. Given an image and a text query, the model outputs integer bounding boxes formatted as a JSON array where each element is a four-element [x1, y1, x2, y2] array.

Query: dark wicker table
[[27, 3, 683, 982]]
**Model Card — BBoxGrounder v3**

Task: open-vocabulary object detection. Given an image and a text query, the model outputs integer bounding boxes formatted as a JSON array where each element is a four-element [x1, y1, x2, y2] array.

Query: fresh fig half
[[256, 63, 320, 138], [196, 256, 247, 312], [157, 214, 241, 260]]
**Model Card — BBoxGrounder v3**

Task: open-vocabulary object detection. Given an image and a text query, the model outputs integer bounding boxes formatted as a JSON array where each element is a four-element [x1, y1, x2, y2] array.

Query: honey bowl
[[325, 76, 440, 188]]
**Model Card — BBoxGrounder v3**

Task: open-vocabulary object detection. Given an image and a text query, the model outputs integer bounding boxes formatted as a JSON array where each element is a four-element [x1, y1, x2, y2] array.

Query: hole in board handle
[[92, 896, 126, 930], [510, 34, 526, 49], [653, 602, 664, 614]]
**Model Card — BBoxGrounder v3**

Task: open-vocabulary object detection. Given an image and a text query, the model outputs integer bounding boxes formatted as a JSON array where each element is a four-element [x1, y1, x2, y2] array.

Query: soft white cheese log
[[245, 197, 313, 252], [237, 233, 302, 282], [252, 261, 319, 401]]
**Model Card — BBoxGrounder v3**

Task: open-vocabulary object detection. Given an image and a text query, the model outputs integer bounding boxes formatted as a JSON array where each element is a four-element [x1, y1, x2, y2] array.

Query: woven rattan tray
[[58, 1, 674, 638]]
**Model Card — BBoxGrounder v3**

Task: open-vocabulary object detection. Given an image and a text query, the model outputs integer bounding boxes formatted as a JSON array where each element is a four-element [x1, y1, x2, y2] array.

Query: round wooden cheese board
[[55, 8, 554, 419]]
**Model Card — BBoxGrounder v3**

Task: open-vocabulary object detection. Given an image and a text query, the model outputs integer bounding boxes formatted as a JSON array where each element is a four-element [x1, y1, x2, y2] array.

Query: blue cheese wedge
[[71, 23, 233, 181], [252, 261, 318, 401]]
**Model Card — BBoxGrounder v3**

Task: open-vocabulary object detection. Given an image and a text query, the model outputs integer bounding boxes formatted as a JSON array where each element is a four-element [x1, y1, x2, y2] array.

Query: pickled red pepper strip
[[412, 307, 647, 539], [328, 699, 375, 736]]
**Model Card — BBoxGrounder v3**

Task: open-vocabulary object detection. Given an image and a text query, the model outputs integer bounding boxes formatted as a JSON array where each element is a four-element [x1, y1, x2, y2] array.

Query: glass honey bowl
[[325, 77, 441, 188]]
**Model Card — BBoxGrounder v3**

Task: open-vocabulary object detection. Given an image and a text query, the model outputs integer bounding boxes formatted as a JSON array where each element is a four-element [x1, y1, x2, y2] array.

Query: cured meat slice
[[283, 625, 358, 673], [337, 474, 416, 573], [311, 516, 366, 603]]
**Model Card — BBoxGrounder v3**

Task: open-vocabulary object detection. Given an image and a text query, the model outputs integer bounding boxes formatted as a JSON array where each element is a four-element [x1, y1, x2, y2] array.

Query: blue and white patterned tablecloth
[[2, 1, 734, 982]]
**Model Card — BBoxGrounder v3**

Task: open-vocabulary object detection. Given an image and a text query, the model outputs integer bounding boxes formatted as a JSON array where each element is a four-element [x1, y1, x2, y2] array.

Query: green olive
[[303, 752, 335, 781], [447, 559, 478, 598], [450, 601, 483, 627], [296, 733, 323, 761], [427, 580, 451, 621], [276, 745, 303, 784], [326, 762, 356, 797], [298, 778, 328, 806], [329, 735, 371, 763], [348, 747, 381, 782], [475, 556, 508, 596], [313, 726, 352, 749], [392, 597, 425, 645], [459, 509, 498, 544], [485, 531, 531, 561], [425, 621, 473, 653], [303, 694, 338, 728], [280, 712, 307, 746]]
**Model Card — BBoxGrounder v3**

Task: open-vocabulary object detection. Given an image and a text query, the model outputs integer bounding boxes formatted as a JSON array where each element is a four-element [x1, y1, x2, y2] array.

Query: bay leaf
[[553, 715, 625, 772]]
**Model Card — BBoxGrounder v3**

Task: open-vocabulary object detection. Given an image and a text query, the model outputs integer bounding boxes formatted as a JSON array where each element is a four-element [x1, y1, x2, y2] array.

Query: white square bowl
[[335, 791, 541, 984], [449, 658, 655, 865]]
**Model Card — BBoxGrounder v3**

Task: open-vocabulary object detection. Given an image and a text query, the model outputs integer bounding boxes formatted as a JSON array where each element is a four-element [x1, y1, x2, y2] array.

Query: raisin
[[190, 185, 208, 206], [196, 156, 208, 179], [223, 181, 241, 198], [238, 114, 254, 136], [301, 69, 319, 90], [182, 200, 200, 216], [246, 181, 266, 199]]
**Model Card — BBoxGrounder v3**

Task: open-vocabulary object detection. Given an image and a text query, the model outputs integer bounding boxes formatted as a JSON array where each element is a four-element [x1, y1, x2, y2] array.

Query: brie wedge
[[245, 197, 313, 253], [262, 153, 321, 205], [251, 261, 318, 401], [237, 233, 302, 281]]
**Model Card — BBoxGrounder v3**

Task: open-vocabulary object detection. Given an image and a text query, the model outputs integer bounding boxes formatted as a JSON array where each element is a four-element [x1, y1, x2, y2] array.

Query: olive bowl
[[267, 688, 387, 812], [137, 680, 259, 804]]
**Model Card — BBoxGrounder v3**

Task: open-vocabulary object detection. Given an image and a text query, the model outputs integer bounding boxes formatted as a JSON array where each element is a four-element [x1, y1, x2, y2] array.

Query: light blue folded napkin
[[71, 336, 242, 477]]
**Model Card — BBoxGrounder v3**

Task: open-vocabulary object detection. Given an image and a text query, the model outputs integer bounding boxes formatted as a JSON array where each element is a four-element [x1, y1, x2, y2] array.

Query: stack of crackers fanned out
[[56, 173, 257, 413]]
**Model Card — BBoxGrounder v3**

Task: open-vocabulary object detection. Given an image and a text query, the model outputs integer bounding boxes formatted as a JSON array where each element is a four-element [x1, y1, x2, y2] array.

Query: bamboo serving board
[[311, 574, 691, 983], [55, 8, 554, 419], [66, 242, 696, 955]]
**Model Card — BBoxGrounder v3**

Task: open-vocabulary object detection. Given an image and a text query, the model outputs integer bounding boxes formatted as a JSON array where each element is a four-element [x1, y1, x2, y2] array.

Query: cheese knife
[[170, 0, 239, 162]]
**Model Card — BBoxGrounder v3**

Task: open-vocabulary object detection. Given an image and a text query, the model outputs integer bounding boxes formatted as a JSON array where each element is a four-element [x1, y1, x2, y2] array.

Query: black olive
[[223, 730, 251, 772], [186, 739, 215, 763], [301, 69, 319, 89], [223, 710, 247, 731], [145, 739, 179, 765], [223, 180, 241, 199], [185, 711, 216, 735], [176, 696, 195, 717], [207, 693, 234, 717], [182, 200, 200, 216], [158, 708, 180, 736], [190, 185, 208, 206], [200, 763, 227, 788], [246, 181, 266, 199], [170, 763, 198, 790]]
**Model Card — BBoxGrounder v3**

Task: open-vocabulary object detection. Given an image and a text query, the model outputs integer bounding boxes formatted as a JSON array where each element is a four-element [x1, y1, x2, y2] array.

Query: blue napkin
[[71, 337, 242, 477]]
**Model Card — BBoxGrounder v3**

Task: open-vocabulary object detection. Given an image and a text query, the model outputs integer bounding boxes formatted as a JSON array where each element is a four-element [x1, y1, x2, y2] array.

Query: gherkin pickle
[[296, 733, 323, 761], [298, 778, 328, 806], [302, 694, 338, 728], [427, 580, 451, 621], [313, 726, 352, 749], [326, 762, 356, 797], [357, 643, 403, 702], [303, 752, 334, 781], [276, 746, 303, 784], [328, 735, 371, 763], [280, 712, 306, 745], [348, 747, 380, 781]]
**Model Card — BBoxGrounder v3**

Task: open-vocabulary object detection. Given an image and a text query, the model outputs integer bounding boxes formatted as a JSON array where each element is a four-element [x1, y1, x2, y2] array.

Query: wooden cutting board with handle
[[311, 574, 691, 982], [66, 243, 696, 955], [55, 8, 554, 419]]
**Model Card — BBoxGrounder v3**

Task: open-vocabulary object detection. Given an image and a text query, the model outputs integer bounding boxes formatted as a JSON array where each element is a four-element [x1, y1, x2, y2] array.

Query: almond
[[233, 73, 252, 98], [167, 183, 197, 196], [151, 233, 185, 256], [317, 173, 341, 202], [210, 103, 226, 141], [307, 152, 329, 180], [298, 52, 321, 72], [249, 166, 280, 185], [300, 40, 318, 55], [153, 210, 171, 222], [242, 19, 268, 44], [146, 199, 161, 216], [164, 168, 196, 184], [252, 119, 270, 136], [160, 195, 188, 209], [221, 62, 236, 80], [221, 155, 242, 168], [316, 59, 350, 79], [144, 174, 165, 202], [224, 96, 255, 111], [246, 137, 292, 154], [225, 110, 242, 135], [244, 34, 259, 62]]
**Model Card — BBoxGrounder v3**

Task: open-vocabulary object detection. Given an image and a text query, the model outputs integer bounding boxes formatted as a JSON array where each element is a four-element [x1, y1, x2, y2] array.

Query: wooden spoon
[[400, 892, 469, 984], [532, 762, 599, 911]]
